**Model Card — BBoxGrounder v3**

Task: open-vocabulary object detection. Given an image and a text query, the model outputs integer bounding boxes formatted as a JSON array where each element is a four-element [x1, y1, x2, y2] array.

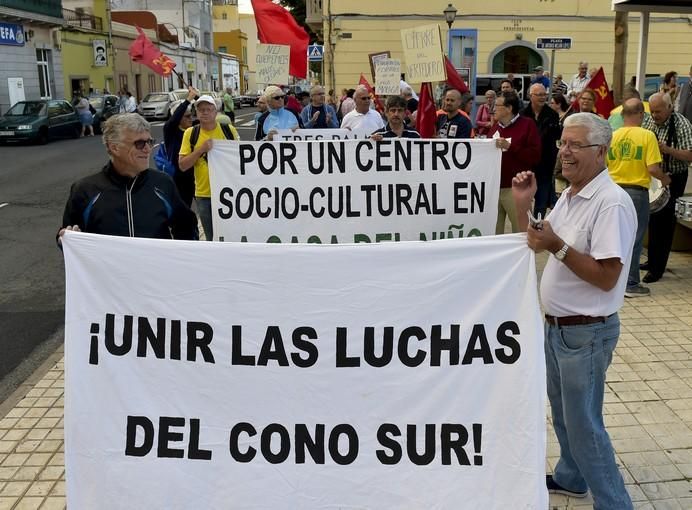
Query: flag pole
[[172, 69, 189, 88]]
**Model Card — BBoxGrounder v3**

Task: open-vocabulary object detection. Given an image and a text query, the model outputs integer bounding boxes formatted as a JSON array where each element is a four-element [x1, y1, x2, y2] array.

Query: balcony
[[0, 0, 62, 19], [62, 7, 103, 31], [305, 0, 323, 34]]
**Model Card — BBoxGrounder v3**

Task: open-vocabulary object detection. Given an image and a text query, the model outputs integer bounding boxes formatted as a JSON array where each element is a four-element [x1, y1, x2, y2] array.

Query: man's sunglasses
[[272, 95, 285, 100], [132, 138, 155, 150]]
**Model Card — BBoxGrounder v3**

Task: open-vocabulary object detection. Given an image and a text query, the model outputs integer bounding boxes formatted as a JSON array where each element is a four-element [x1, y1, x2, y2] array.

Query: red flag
[[358, 74, 385, 113], [416, 82, 437, 138], [569, 67, 615, 118], [128, 27, 176, 76], [444, 56, 469, 94], [251, 0, 310, 79]]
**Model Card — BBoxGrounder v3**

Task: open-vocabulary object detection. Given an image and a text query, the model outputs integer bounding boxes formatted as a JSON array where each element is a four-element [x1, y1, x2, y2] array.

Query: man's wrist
[[550, 237, 565, 255]]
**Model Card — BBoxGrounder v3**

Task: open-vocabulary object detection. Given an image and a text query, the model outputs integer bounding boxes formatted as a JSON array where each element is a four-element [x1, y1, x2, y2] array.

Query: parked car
[[89, 94, 119, 134], [167, 89, 193, 117], [137, 91, 181, 120], [239, 92, 260, 106], [0, 99, 81, 144], [475, 74, 532, 104]]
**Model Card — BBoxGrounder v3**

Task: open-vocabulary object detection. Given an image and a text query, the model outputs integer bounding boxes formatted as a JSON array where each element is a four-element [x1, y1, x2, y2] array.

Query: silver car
[[137, 91, 180, 120]]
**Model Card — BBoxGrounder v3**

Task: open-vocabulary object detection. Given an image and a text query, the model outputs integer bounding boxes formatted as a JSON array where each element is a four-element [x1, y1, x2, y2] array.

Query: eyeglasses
[[272, 95, 285, 100], [357, 96, 371, 100], [131, 138, 155, 150], [556, 140, 600, 152]]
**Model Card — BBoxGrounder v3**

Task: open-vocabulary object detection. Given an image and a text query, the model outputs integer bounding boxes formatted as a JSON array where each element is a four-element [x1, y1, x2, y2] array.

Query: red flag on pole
[[251, 0, 310, 79], [358, 74, 385, 113], [128, 26, 176, 76], [569, 67, 615, 118], [444, 56, 469, 94], [416, 82, 437, 138]]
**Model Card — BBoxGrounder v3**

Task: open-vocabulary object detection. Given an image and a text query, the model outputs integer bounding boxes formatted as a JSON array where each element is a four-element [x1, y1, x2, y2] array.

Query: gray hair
[[649, 92, 673, 109], [563, 113, 612, 147], [102, 113, 150, 149]]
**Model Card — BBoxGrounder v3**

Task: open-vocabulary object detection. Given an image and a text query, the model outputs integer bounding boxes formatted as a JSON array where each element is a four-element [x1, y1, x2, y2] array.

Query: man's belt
[[618, 184, 648, 192], [544, 314, 608, 327]]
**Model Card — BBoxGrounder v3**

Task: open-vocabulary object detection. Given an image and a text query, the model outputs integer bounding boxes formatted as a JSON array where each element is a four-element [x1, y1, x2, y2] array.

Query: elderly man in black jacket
[[163, 86, 198, 207], [58, 113, 198, 244]]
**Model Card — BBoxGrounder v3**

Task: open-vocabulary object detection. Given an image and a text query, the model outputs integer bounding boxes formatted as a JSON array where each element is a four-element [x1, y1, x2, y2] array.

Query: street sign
[[308, 44, 324, 62], [536, 37, 572, 50]]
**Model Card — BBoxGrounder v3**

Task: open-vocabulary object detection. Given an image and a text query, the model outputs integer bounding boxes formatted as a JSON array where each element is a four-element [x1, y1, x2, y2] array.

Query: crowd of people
[[56, 62, 692, 510]]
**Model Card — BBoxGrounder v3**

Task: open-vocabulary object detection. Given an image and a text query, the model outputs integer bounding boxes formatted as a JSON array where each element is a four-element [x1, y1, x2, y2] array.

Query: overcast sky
[[238, 0, 252, 13]]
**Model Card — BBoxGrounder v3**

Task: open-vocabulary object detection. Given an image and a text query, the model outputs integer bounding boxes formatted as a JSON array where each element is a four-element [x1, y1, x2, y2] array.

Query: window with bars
[[119, 74, 128, 93], [36, 49, 52, 99], [148, 74, 157, 93]]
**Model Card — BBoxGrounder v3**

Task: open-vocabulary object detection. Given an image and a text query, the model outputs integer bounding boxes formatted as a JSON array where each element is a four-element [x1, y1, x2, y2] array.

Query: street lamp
[[444, 3, 457, 30]]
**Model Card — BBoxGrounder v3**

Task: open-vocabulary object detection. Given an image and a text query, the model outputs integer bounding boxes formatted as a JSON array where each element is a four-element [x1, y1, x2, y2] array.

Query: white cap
[[195, 95, 216, 108]]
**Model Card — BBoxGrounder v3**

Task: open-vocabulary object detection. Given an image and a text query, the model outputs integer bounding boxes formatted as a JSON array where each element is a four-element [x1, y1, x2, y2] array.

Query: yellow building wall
[[322, 0, 692, 93], [239, 14, 258, 93]]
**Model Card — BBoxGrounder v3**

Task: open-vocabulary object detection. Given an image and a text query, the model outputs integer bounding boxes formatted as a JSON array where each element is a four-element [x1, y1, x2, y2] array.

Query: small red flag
[[416, 82, 437, 138], [358, 74, 385, 113], [569, 67, 615, 118], [128, 27, 176, 77], [251, 0, 310, 79], [444, 56, 469, 94]]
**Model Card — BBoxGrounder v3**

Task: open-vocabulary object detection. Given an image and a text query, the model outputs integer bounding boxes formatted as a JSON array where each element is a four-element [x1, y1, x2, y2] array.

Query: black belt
[[544, 314, 609, 327], [619, 184, 648, 192]]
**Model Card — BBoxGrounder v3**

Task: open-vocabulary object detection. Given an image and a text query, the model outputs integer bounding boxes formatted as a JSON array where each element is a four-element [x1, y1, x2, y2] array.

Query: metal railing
[[62, 7, 103, 32]]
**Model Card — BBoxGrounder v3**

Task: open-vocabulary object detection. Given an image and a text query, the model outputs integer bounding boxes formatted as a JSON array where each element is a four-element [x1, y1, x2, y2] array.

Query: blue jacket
[[299, 104, 339, 129]]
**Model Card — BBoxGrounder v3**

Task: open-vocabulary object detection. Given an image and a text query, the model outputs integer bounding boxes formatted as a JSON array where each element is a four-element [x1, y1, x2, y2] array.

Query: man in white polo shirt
[[340, 85, 385, 134], [512, 113, 636, 509]]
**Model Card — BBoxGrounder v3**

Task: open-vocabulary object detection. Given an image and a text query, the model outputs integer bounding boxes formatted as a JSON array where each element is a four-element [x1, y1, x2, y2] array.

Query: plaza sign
[[535, 37, 572, 50], [0, 23, 25, 47]]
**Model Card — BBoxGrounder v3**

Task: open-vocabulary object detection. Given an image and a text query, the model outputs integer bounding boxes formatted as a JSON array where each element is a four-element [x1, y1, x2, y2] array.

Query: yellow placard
[[400, 24, 446, 83]]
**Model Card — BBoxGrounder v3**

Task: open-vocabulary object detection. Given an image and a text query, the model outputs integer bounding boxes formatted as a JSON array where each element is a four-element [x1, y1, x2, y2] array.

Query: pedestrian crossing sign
[[308, 44, 324, 62]]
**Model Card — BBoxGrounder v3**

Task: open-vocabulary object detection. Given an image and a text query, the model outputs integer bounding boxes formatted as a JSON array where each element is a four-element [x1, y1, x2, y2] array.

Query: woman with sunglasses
[[58, 113, 198, 243], [255, 85, 302, 141]]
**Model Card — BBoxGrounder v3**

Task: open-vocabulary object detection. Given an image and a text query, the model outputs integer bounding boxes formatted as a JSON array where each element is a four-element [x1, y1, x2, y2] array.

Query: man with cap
[[532, 66, 550, 89], [179, 94, 239, 241]]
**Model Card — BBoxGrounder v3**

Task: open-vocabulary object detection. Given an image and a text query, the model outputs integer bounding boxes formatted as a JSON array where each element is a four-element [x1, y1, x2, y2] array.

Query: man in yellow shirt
[[607, 98, 670, 297], [179, 95, 239, 240]]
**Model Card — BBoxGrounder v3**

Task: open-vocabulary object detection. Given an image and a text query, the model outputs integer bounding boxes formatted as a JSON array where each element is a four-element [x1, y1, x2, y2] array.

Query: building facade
[[212, 0, 249, 94], [307, 1, 692, 96], [0, 0, 65, 113]]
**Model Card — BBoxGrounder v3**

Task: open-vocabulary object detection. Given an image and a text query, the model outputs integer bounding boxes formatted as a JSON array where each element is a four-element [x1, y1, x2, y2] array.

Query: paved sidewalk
[[0, 249, 691, 509]]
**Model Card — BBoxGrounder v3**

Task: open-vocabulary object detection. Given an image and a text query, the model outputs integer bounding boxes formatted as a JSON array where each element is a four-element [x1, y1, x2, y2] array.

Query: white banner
[[208, 139, 501, 243], [275, 128, 373, 141], [63, 232, 547, 509]]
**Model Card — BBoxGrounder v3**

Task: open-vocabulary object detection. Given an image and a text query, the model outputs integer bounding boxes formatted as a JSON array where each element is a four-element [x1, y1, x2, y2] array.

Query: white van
[[475, 74, 532, 104]]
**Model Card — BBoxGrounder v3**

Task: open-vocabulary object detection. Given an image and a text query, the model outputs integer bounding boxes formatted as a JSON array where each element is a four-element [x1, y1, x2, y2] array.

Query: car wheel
[[72, 124, 81, 139], [36, 128, 49, 145]]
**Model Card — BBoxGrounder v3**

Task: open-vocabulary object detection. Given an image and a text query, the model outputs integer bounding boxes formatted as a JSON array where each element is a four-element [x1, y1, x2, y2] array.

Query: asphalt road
[[0, 108, 259, 401]]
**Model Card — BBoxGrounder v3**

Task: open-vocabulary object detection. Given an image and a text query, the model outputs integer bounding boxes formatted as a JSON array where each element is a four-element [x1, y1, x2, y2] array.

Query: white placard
[[63, 232, 547, 509], [256, 43, 290, 85], [93, 39, 107, 67], [208, 139, 501, 243], [375, 58, 402, 95]]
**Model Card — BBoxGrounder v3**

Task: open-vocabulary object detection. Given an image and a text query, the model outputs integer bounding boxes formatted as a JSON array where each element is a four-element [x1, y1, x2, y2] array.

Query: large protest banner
[[208, 139, 501, 242], [63, 232, 547, 509]]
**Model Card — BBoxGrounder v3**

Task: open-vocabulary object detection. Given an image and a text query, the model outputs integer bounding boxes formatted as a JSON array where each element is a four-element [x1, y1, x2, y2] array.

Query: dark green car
[[0, 100, 82, 144]]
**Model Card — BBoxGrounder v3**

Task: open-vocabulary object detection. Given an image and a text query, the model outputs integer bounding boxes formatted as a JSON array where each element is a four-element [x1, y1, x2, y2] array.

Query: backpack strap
[[220, 122, 235, 140], [189, 124, 201, 152]]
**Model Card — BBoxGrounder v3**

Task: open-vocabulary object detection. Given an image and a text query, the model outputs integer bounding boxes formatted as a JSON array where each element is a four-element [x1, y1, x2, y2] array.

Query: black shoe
[[546, 475, 588, 498], [642, 272, 661, 284], [640, 261, 649, 271]]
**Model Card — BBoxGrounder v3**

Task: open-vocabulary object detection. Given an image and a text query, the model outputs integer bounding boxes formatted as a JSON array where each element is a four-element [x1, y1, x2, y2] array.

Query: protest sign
[[400, 24, 446, 83], [207, 139, 501, 243], [63, 232, 547, 509], [375, 58, 401, 95], [274, 128, 373, 141], [368, 50, 391, 81], [256, 43, 290, 85]]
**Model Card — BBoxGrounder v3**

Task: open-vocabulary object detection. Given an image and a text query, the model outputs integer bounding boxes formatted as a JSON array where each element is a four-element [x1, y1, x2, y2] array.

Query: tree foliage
[[276, 0, 318, 43]]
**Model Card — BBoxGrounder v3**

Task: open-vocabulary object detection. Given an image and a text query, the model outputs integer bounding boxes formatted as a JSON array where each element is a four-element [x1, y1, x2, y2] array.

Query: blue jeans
[[545, 314, 633, 510], [195, 197, 213, 241], [622, 187, 649, 288]]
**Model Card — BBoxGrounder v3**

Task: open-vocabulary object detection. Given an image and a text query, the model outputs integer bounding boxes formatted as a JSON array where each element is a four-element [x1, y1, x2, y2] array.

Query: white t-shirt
[[540, 169, 636, 317], [341, 108, 385, 134], [126, 96, 137, 113]]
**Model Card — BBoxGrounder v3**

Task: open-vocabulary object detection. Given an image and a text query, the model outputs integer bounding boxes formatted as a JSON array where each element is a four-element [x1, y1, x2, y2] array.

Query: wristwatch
[[554, 243, 569, 262]]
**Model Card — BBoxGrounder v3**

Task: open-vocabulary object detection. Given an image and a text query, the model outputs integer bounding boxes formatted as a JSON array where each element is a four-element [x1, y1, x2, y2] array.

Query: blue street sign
[[0, 23, 25, 47], [536, 37, 572, 50], [308, 44, 324, 62]]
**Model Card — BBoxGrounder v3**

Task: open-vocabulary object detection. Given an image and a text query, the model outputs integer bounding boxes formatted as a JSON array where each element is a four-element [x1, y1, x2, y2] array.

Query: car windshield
[[143, 93, 170, 103], [89, 97, 103, 108], [6, 102, 46, 116]]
